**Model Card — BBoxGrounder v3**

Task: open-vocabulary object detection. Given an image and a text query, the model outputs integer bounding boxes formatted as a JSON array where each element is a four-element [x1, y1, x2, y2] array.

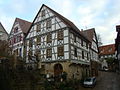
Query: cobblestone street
[[79, 71, 120, 90]]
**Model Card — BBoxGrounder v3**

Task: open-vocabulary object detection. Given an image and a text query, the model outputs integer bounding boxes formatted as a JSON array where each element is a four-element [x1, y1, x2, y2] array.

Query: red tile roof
[[99, 44, 115, 55]]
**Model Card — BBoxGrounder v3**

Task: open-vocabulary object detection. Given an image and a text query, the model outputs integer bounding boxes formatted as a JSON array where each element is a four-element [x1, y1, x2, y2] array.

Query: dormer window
[[41, 10, 45, 17]]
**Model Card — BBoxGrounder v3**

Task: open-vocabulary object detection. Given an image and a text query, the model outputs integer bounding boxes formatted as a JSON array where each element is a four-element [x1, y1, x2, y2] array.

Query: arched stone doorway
[[54, 63, 63, 76]]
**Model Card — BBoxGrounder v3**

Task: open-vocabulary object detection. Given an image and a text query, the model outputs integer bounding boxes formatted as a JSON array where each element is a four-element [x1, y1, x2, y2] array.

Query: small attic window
[[14, 27, 18, 33], [41, 10, 45, 17]]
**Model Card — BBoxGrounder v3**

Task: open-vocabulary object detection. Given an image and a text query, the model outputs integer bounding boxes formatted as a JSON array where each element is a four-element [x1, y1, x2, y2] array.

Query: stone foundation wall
[[42, 61, 90, 80]]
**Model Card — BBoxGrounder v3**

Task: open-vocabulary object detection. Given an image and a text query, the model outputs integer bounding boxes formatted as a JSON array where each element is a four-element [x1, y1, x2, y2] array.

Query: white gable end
[[26, 5, 67, 39]]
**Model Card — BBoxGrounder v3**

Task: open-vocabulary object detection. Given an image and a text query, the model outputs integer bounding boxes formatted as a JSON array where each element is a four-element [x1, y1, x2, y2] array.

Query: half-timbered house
[[9, 18, 31, 58], [82, 28, 99, 76], [25, 4, 90, 79]]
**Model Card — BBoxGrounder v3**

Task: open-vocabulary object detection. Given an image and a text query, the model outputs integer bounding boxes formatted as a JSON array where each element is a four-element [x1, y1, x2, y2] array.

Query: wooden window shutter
[[58, 46, 64, 56], [81, 40, 83, 46], [58, 30, 63, 40], [74, 48, 77, 57], [36, 23, 41, 32], [82, 51, 84, 59], [29, 39, 33, 47], [41, 10, 45, 17], [46, 19, 52, 29], [35, 50, 41, 60], [47, 33, 52, 43], [74, 35, 76, 42], [37, 36, 41, 45], [46, 48, 52, 58]]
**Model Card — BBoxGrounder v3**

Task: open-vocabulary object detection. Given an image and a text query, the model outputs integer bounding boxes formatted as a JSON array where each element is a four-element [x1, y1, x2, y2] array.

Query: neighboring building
[[99, 44, 115, 59], [0, 22, 8, 41], [25, 4, 91, 79], [9, 18, 31, 58], [82, 28, 99, 76], [99, 44, 115, 70], [115, 25, 120, 72]]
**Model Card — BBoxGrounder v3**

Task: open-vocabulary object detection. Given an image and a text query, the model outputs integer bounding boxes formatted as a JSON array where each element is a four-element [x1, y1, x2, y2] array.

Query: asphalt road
[[79, 71, 120, 90]]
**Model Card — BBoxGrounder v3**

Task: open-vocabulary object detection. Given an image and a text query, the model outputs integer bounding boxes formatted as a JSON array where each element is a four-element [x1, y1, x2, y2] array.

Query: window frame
[[46, 19, 52, 29], [57, 30, 63, 40], [58, 46, 64, 56], [46, 48, 52, 58]]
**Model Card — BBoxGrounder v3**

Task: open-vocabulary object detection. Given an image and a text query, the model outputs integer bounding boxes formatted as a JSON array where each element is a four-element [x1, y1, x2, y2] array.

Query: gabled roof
[[99, 44, 115, 55], [81, 28, 95, 42], [0, 22, 8, 35], [25, 4, 90, 42], [15, 18, 31, 34]]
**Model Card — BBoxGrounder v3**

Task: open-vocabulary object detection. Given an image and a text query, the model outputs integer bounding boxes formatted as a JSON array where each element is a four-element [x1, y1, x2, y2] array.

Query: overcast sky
[[0, 0, 119, 45]]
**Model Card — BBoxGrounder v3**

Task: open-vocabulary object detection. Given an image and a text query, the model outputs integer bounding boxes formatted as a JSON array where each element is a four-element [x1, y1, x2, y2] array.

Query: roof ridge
[[16, 17, 31, 24], [43, 4, 90, 41], [100, 44, 115, 47]]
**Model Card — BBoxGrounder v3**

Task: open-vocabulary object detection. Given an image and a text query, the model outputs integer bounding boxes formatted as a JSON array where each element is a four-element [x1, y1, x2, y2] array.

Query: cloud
[[0, 0, 120, 45], [0, 15, 14, 33]]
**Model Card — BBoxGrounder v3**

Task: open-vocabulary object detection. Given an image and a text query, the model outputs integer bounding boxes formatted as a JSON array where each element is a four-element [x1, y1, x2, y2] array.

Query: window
[[58, 46, 64, 56], [109, 48, 112, 52], [58, 30, 63, 40], [81, 40, 83, 46], [46, 48, 52, 58], [41, 10, 45, 17], [36, 23, 41, 32], [46, 19, 52, 29], [14, 27, 18, 33], [29, 39, 33, 47], [74, 48, 77, 57], [15, 49, 18, 55], [47, 33, 52, 43], [35, 50, 41, 60], [17, 34, 22, 42], [82, 51, 84, 59], [0, 32, 3, 36], [74, 35, 76, 42], [86, 43, 88, 49], [19, 48, 22, 57], [14, 37, 16, 43], [87, 53, 89, 60], [36, 36, 41, 45], [28, 50, 32, 57]]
